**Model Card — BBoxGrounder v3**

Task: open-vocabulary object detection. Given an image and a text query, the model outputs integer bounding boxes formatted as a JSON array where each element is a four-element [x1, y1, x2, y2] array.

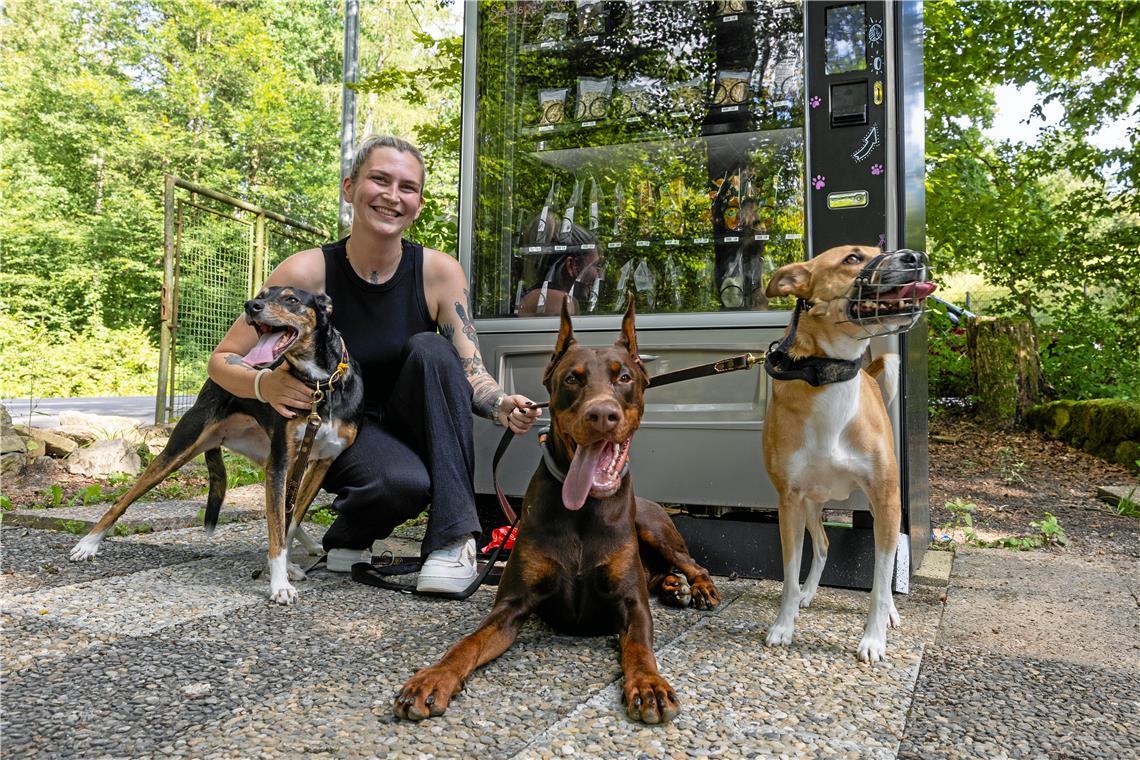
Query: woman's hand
[[259, 363, 314, 418], [499, 394, 542, 434]]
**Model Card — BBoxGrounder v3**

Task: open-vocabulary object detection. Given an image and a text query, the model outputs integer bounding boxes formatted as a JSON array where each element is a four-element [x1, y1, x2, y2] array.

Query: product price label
[[581, 121, 596, 128], [693, 237, 711, 244], [554, 245, 567, 251], [724, 235, 740, 243], [607, 241, 623, 249], [581, 243, 595, 250], [786, 233, 803, 240], [722, 106, 739, 113], [524, 246, 542, 253], [664, 239, 679, 246], [538, 125, 554, 132], [723, 14, 738, 23], [755, 234, 770, 241], [635, 240, 651, 247]]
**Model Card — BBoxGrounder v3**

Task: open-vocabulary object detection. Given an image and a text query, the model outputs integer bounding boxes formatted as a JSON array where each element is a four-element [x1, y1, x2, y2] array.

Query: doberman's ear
[[543, 297, 577, 390], [765, 262, 812, 299], [615, 297, 642, 372]]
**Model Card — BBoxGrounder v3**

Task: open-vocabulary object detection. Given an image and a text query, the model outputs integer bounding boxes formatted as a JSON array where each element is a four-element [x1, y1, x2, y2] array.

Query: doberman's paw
[[270, 582, 298, 606], [394, 667, 462, 720], [659, 573, 691, 608], [622, 673, 680, 724], [689, 577, 720, 610]]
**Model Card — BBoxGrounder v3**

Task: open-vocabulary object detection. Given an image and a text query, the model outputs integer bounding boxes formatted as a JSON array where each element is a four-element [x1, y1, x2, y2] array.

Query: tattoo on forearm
[[471, 378, 504, 420], [456, 290, 479, 349], [224, 354, 254, 370]]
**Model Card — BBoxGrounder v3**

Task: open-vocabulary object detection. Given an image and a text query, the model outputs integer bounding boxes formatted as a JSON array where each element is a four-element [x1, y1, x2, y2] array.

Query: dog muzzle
[[841, 249, 937, 337]]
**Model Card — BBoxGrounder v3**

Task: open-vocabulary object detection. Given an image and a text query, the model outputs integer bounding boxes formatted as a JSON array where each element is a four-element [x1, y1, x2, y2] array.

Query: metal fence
[[157, 175, 329, 423]]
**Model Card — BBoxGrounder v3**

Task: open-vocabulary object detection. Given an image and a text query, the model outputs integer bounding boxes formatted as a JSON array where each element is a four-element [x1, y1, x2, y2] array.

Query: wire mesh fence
[[159, 176, 329, 423]]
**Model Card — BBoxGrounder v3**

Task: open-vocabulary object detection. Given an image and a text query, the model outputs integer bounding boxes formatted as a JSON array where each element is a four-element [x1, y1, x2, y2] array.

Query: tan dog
[[761, 244, 935, 662]]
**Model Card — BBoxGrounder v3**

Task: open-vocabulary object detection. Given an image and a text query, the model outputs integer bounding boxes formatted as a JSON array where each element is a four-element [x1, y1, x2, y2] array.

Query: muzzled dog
[[761, 245, 935, 662], [70, 286, 362, 605], [394, 300, 719, 724]]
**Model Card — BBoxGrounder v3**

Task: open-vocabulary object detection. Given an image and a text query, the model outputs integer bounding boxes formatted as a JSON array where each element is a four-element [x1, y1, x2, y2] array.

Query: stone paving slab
[[0, 520, 950, 759]]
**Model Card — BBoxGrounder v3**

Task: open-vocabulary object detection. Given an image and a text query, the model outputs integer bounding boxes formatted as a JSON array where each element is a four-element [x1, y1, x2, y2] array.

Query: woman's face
[[344, 147, 425, 237]]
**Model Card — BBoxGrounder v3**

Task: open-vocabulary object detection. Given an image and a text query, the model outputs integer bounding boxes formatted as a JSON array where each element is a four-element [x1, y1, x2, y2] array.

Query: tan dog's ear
[[615, 297, 644, 374], [543, 298, 577, 390], [765, 263, 812, 299]]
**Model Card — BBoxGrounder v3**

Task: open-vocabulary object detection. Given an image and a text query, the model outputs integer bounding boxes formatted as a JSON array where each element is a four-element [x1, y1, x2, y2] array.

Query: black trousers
[[320, 332, 479, 558]]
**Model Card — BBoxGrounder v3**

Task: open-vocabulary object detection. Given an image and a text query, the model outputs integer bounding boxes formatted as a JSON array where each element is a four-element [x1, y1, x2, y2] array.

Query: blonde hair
[[349, 135, 426, 191]]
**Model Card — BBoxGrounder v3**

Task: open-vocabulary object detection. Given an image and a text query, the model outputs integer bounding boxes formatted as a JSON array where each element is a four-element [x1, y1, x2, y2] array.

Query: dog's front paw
[[659, 573, 691, 608], [286, 562, 307, 582], [856, 631, 888, 663], [689, 576, 720, 610], [270, 582, 298, 606], [798, 584, 819, 609], [888, 600, 901, 629], [394, 666, 462, 720], [622, 672, 679, 724], [765, 619, 796, 647], [70, 535, 102, 561]]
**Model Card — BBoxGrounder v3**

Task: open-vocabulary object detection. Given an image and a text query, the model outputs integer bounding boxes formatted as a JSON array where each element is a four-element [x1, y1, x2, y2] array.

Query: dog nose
[[897, 250, 917, 265], [245, 299, 263, 313], [585, 400, 622, 434]]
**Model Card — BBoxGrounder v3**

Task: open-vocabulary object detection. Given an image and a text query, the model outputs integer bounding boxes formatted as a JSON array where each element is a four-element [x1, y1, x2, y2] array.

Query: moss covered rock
[[1026, 399, 1140, 472]]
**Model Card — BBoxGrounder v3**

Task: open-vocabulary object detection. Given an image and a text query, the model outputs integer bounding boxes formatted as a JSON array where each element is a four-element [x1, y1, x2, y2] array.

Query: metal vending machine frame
[[457, 0, 927, 591]]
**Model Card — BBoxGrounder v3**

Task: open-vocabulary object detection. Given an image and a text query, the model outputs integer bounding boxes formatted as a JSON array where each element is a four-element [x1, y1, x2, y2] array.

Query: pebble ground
[[2, 519, 1136, 758]]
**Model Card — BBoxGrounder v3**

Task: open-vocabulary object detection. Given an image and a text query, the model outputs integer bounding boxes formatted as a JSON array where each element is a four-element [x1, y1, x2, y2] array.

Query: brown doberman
[[394, 299, 719, 724]]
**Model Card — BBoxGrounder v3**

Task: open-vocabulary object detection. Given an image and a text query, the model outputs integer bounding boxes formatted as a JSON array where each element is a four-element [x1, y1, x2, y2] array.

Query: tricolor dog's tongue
[[562, 441, 605, 511], [243, 332, 280, 368]]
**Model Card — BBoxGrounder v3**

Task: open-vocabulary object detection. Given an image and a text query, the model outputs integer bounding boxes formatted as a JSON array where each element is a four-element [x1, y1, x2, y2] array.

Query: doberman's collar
[[763, 299, 862, 387], [537, 427, 631, 485]]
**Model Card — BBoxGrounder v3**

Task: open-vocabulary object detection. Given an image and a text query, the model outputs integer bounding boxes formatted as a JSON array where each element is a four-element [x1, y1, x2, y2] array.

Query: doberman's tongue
[[562, 441, 605, 511], [243, 332, 279, 368]]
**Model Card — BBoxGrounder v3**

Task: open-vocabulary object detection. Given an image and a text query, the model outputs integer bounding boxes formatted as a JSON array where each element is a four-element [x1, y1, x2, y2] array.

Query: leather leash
[[283, 347, 349, 527]]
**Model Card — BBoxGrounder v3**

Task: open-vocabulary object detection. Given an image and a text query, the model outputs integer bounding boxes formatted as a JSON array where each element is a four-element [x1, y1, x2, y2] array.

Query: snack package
[[738, 168, 758, 231], [633, 258, 656, 311], [663, 255, 683, 310], [538, 87, 570, 126], [720, 168, 742, 232], [763, 10, 803, 116], [559, 179, 582, 236], [587, 177, 601, 232], [636, 178, 656, 236], [577, 0, 606, 35], [574, 76, 613, 121], [539, 11, 569, 42], [522, 179, 560, 245], [716, 0, 749, 15], [659, 177, 685, 236], [613, 77, 657, 118], [714, 69, 750, 106], [667, 75, 705, 114], [720, 248, 745, 309], [613, 259, 633, 311]]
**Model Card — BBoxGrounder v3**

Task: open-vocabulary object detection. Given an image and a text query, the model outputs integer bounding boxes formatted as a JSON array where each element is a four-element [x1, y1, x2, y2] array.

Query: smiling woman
[[205, 135, 541, 596]]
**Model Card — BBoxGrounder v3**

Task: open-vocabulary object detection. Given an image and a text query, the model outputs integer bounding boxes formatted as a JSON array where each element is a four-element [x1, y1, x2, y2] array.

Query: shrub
[[1038, 294, 1140, 401], [927, 303, 974, 401], [0, 313, 158, 398]]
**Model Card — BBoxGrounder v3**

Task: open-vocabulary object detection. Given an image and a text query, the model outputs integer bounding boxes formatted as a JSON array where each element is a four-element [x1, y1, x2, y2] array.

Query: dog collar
[[763, 299, 862, 387], [537, 428, 630, 484]]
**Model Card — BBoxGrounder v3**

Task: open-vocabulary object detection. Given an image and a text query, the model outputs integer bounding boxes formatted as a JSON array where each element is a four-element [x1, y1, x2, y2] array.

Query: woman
[[207, 135, 540, 594]]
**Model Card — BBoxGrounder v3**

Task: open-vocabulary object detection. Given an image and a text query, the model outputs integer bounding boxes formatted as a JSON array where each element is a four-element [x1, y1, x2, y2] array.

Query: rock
[[1, 452, 25, 477], [2, 432, 27, 455], [66, 439, 142, 477], [50, 427, 100, 446], [0, 404, 12, 427], [56, 411, 143, 443], [14, 426, 78, 457]]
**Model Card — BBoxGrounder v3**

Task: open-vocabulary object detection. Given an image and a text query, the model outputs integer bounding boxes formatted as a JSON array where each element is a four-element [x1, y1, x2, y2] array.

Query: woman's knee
[[404, 331, 457, 365]]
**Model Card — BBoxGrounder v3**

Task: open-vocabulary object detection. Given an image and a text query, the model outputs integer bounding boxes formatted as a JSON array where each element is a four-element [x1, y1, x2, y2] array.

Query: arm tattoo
[[451, 289, 504, 419], [224, 354, 254, 370]]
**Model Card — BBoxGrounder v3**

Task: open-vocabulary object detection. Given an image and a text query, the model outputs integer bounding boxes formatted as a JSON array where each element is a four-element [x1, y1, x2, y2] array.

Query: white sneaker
[[416, 536, 478, 593], [326, 548, 372, 573]]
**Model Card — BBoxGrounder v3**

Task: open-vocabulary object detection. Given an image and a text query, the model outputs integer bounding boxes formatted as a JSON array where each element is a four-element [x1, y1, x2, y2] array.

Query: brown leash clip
[[713, 353, 757, 373]]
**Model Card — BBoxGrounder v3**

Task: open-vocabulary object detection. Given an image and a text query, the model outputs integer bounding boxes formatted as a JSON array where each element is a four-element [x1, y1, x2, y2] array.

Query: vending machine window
[[467, 1, 807, 322]]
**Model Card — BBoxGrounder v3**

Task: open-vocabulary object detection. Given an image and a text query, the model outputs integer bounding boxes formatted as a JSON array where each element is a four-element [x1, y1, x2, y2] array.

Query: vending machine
[[457, 0, 927, 590]]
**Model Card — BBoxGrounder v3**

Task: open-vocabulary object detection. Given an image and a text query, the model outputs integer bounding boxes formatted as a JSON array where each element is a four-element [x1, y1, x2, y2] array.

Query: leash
[[347, 352, 760, 600], [283, 345, 350, 527]]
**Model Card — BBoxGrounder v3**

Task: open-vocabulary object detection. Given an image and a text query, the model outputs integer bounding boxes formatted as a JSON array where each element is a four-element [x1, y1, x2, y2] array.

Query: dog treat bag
[[633, 258, 656, 311], [716, 0, 749, 15], [539, 11, 568, 42], [588, 177, 601, 232], [538, 87, 570, 126], [559, 179, 581, 236], [522, 178, 560, 245], [574, 76, 613, 121], [720, 249, 745, 309], [714, 70, 751, 106], [613, 259, 633, 310], [667, 75, 705, 114], [577, 0, 605, 35], [663, 255, 683, 310]]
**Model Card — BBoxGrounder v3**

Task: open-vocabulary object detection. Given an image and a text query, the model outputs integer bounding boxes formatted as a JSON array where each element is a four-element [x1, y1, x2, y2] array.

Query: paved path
[[1, 514, 1136, 758], [2, 396, 159, 429]]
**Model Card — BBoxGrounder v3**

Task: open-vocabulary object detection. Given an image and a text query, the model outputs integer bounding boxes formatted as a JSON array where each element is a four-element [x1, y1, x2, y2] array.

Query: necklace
[[346, 242, 402, 285]]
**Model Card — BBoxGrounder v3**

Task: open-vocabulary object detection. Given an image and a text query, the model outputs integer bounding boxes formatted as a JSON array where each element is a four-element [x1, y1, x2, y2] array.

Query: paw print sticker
[[812, 175, 826, 190], [871, 164, 883, 176], [809, 95, 821, 109]]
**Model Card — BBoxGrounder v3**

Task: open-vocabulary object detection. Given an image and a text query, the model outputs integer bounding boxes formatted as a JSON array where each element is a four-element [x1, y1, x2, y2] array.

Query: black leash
[[346, 352, 759, 599]]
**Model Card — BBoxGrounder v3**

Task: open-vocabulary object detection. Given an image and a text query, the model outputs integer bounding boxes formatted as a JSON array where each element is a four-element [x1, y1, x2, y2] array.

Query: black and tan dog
[[394, 300, 718, 724], [70, 286, 362, 605]]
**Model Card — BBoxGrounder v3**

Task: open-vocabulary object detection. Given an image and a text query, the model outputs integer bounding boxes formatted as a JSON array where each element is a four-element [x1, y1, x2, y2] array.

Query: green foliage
[[306, 504, 338, 526], [0, 313, 159, 398], [1038, 292, 1140, 401], [0, 495, 12, 511], [927, 303, 974, 401], [223, 451, 265, 489], [935, 499, 1069, 551]]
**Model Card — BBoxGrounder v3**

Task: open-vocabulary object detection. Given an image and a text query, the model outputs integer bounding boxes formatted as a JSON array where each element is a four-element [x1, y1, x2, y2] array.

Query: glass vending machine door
[[468, 0, 806, 321]]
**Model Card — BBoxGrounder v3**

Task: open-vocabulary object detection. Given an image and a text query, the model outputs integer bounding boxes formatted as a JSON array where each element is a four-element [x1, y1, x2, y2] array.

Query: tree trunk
[[966, 316, 1044, 426]]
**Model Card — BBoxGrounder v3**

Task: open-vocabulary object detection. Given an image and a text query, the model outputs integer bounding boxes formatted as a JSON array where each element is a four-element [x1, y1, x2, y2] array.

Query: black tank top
[[321, 237, 436, 410]]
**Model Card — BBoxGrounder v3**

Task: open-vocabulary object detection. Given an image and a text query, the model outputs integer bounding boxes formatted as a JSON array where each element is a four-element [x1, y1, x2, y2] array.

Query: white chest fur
[[785, 378, 871, 503], [294, 419, 350, 460]]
